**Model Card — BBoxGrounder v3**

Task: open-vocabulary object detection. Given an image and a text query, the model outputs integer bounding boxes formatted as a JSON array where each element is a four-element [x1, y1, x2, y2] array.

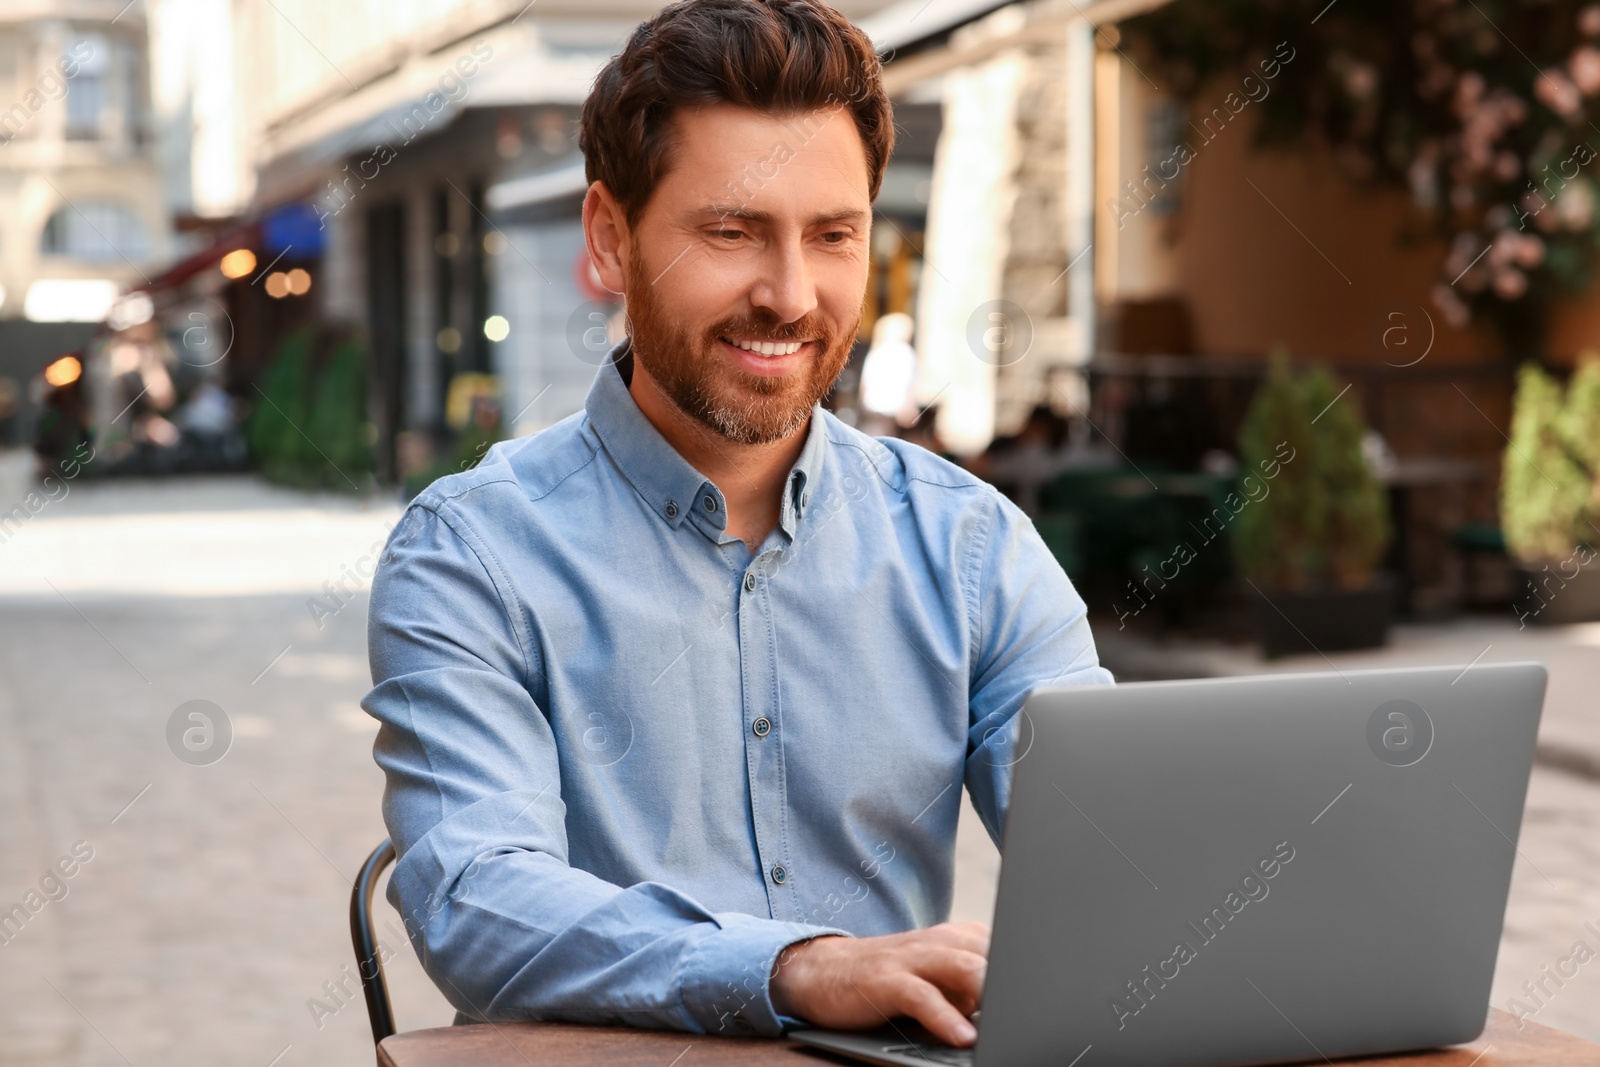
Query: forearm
[[389, 821, 849, 1035]]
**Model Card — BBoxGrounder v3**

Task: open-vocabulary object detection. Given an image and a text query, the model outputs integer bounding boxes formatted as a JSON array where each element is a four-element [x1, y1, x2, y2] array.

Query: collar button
[[664, 501, 679, 520]]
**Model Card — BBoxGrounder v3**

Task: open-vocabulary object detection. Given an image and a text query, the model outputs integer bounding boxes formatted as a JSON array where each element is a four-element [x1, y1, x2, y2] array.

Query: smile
[[720, 336, 809, 357]]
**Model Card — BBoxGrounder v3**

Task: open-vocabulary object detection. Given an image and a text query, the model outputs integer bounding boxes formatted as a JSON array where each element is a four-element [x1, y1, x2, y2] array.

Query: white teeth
[[726, 338, 804, 357]]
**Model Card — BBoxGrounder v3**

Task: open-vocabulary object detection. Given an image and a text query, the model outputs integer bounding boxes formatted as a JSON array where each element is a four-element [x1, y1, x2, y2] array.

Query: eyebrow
[[695, 204, 871, 227]]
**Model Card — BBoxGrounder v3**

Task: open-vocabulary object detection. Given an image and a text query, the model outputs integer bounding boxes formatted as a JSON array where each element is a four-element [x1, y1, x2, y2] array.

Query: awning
[[485, 155, 589, 213], [129, 221, 260, 295], [859, 0, 1023, 55], [866, 0, 1174, 96]]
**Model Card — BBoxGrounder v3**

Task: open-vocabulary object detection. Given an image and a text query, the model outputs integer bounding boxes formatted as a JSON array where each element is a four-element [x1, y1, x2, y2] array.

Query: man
[[362, 0, 1111, 1048]]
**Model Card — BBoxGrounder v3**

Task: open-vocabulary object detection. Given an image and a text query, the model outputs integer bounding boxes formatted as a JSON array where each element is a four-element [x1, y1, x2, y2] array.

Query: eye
[[820, 230, 850, 244], [710, 229, 745, 242]]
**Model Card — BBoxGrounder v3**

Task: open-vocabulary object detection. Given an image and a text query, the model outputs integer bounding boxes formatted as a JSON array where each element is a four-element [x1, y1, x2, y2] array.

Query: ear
[[582, 181, 629, 295]]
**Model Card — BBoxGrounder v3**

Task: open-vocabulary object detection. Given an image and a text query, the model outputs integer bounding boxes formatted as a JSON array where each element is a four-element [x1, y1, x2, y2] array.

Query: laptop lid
[[975, 662, 1545, 1067]]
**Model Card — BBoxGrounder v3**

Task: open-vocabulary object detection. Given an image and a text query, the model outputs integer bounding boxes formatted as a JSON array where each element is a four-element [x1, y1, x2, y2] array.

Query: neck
[[627, 357, 808, 551]]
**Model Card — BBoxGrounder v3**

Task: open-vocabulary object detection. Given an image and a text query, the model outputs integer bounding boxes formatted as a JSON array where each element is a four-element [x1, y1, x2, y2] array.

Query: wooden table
[[379, 1008, 1598, 1066]]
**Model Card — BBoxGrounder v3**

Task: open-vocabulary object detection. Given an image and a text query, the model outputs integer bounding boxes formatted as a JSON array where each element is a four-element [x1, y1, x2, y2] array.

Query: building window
[[41, 201, 149, 263], [65, 34, 109, 140]]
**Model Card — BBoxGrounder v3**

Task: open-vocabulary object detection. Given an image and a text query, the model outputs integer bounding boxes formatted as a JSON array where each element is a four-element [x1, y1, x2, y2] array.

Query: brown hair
[[579, 0, 895, 229]]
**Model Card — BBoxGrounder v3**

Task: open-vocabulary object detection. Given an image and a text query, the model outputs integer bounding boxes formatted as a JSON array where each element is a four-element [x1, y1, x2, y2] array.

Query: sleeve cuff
[[678, 914, 852, 1037]]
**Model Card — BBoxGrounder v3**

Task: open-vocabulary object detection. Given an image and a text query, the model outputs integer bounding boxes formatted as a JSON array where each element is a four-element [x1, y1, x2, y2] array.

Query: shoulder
[[407, 410, 602, 520], [820, 410, 999, 504]]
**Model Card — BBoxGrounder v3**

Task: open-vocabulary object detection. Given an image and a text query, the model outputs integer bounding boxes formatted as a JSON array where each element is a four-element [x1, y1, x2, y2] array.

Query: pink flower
[[1580, 4, 1600, 37], [1345, 62, 1378, 99], [1490, 229, 1520, 267], [1493, 152, 1521, 181], [1514, 233, 1546, 267], [1490, 228, 1546, 269], [1534, 69, 1583, 118], [1493, 268, 1528, 299], [1454, 71, 1486, 115], [1572, 47, 1600, 96], [1444, 233, 1481, 278], [1431, 284, 1471, 328]]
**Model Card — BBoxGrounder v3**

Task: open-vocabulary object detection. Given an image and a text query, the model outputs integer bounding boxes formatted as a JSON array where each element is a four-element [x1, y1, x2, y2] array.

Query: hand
[[769, 922, 989, 1047]]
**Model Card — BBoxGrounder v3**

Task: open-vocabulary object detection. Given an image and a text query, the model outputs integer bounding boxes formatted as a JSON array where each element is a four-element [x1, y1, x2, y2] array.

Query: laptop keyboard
[[880, 1043, 974, 1066]]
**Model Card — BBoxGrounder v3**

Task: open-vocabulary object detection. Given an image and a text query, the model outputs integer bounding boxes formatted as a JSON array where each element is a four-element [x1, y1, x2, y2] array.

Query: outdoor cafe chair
[[351, 838, 399, 1050]]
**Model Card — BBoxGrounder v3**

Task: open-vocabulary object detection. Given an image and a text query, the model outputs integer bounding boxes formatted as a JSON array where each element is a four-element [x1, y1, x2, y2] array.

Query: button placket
[[737, 559, 791, 917]]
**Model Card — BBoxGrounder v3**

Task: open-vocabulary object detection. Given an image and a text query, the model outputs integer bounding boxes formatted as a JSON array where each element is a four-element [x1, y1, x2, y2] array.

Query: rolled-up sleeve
[[363, 499, 847, 1036], [963, 491, 1114, 848]]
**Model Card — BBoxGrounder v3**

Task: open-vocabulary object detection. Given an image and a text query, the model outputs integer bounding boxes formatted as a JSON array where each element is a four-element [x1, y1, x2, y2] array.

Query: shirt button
[[770, 864, 787, 885], [703, 495, 718, 513], [752, 716, 771, 737], [664, 501, 679, 520], [744, 572, 757, 593]]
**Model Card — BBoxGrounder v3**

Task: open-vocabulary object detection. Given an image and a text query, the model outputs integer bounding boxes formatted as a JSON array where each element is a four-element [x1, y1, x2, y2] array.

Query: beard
[[623, 253, 856, 445]]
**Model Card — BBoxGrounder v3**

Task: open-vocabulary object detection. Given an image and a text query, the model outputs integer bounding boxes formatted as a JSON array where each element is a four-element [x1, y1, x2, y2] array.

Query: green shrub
[[1234, 352, 1390, 591], [1502, 360, 1600, 564], [246, 326, 373, 492]]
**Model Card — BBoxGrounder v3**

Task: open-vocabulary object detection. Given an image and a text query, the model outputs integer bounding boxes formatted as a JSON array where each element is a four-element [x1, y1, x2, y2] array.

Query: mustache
[[709, 317, 831, 343]]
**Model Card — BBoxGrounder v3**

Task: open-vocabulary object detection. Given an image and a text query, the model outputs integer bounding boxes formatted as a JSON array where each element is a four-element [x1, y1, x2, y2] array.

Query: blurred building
[[0, 0, 170, 447], [869, 0, 1527, 611]]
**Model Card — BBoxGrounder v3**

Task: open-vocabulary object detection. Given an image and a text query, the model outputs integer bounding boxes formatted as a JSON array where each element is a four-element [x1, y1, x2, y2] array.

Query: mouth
[[720, 336, 812, 357], [717, 335, 816, 376]]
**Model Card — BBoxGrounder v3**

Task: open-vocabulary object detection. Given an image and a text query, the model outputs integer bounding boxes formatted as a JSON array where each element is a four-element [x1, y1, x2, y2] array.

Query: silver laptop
[[792, 662, 1546, 1067]]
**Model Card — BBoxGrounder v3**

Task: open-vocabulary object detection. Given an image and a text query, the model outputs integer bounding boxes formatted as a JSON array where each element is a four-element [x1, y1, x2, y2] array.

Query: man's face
[[619, 102, 873, 445]]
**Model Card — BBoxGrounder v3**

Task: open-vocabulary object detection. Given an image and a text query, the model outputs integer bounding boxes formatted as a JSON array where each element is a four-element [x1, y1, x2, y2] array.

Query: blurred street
[[0, 476, 1596, 1067]]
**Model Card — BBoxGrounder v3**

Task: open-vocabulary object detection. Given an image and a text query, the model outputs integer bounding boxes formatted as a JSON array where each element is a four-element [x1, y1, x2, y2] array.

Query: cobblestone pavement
[[0, 475, 1596, 1067]]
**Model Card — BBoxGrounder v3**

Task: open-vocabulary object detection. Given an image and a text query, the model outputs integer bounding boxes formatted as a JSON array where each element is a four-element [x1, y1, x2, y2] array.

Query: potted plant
[[1233, 354, 1393, 657], [1502, 357, 1600, 625]]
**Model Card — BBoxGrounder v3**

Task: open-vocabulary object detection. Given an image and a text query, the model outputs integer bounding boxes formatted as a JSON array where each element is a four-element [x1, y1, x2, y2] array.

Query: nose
[[749, 235, 817, 326]]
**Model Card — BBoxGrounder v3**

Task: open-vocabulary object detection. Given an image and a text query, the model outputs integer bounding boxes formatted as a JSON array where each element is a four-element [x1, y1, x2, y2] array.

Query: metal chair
[[350, 838, 399, 1048]]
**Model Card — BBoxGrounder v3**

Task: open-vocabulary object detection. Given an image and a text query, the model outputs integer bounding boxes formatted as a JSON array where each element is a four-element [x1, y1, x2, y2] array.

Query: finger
[[918, 924, 991, 957], [890, 975, 978, 1047], [927, 920, 990, 941], [912, 947, 987, 1008]]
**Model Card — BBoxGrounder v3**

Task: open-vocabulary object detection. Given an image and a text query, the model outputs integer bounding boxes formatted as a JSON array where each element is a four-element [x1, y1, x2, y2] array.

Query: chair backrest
[[350, 838, 399, 1048]]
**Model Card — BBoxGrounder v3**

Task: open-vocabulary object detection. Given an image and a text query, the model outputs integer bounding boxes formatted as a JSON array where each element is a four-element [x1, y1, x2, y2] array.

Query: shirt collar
[[779, 398, 828, 538], [584, 338, 827, 538]]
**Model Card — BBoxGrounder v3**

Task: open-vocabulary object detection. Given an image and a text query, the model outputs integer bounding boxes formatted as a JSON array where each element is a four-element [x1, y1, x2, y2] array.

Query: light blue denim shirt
[[363, 341, 1112, 1038]]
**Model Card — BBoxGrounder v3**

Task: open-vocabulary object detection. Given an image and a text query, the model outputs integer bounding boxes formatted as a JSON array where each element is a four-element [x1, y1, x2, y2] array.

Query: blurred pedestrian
[[857, 311, 916, 435]]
